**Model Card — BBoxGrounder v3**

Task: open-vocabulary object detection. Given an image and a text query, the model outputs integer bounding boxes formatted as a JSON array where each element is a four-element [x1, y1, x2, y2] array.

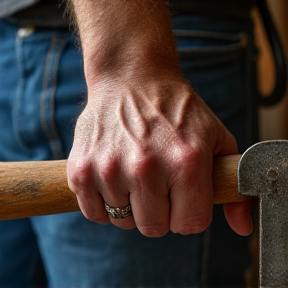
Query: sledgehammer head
[[238, 140, 288, 288]]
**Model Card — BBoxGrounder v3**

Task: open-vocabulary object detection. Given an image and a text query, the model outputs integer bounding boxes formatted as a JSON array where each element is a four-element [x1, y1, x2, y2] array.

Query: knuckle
[[80, 205, 109, 224], [169, 145, 205, 183], [98, 155, 120, 182], [138, 225, 169, 237], [84, 211, 109, 224], [128, 151, 157, 178], [173, 144, 204, 167], [75, 188, 90, 199], [68, 159, 93, 188], [112, 221, 136, 230], [172, 215, 211, 235]]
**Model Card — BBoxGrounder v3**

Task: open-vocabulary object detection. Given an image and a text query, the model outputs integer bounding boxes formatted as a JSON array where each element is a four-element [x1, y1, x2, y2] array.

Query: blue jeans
[[173, 16, 259, 287], [0, 15, 258, 288]]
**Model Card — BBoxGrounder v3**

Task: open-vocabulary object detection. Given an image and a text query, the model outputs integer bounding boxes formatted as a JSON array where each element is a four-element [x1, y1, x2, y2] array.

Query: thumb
[[223, 201, 253, 236], [215, 126, 252, 235]]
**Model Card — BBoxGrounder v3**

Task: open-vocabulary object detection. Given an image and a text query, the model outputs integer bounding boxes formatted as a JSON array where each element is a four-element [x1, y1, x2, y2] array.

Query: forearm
[[69, 0, 180, 86]]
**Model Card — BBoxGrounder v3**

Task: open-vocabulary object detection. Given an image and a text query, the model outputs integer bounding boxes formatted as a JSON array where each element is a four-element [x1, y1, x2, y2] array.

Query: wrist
[[71, 0, 181, 87], [83, 44, 181, 88]]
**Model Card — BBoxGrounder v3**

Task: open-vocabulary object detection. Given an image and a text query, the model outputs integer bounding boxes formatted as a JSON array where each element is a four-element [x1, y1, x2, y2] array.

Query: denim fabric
[[0, 14, 258, 288], [173, 15, 259, 153], [172, 16, 259, 287]]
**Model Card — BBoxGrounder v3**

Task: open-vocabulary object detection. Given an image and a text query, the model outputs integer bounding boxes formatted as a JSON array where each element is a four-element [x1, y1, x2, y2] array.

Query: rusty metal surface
[[238, 140, 288, 288]]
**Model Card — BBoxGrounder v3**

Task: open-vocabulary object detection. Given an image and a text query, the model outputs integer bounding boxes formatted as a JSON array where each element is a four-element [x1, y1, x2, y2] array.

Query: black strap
[[256, 0, 287, 106]]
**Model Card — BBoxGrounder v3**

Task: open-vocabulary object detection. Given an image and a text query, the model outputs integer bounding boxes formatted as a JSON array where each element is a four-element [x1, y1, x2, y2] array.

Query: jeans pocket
[[175, 30, 248, 66], [175, 29, 259, 152], [14, 30, 68, 160], [175, 29, 253, 122]]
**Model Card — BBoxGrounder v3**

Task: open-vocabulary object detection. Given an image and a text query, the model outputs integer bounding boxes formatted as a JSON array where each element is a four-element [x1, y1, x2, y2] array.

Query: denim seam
[[14, 36, 32, 154], [175, 30, 248, 55], [17, 32, 73, 44], [173, 29, 245, 40], [40, 36, 65, 160], [178, 43, 244, 54]]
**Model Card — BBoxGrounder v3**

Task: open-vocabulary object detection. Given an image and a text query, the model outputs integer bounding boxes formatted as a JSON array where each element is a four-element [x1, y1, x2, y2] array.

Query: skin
[[67, 0, 252, 237]]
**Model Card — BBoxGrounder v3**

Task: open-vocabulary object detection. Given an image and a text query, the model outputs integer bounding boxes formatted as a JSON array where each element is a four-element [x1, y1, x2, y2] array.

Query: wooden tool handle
[[0, 155, 246, 220]]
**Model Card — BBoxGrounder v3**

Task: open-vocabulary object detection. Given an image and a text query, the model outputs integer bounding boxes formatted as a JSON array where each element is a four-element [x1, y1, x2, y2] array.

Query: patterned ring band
[[104, 203, 132, 219]]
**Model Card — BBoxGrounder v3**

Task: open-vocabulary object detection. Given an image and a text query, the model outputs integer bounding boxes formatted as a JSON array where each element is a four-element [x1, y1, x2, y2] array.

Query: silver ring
[[104, 203, 132, 219]]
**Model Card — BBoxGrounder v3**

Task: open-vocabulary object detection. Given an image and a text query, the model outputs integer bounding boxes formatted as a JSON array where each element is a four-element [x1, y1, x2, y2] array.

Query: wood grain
[[0, 155, 247, 220]]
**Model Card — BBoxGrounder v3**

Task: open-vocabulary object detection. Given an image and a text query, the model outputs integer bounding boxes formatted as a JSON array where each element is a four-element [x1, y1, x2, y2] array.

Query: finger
[[76, 191, 110, 224], [102, 193, 136, 230], [223, 201, 253, 236], [214, 122, 239, 156], [215, 127, 253, 236], [97, 154, 136, 230], [170, 145, 213, 234], [127, 154, 170, 237], [130, 190, 170, 237], [67, 159, 109, 224]]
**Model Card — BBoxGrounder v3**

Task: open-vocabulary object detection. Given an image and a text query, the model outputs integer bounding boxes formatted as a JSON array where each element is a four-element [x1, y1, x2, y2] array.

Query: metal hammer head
[[238, 140, 288, 288]]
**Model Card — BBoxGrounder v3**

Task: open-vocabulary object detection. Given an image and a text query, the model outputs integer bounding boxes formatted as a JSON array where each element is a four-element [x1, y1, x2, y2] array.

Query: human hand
[[67, 0, 252, 237], [67, 72, 252, 237]]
